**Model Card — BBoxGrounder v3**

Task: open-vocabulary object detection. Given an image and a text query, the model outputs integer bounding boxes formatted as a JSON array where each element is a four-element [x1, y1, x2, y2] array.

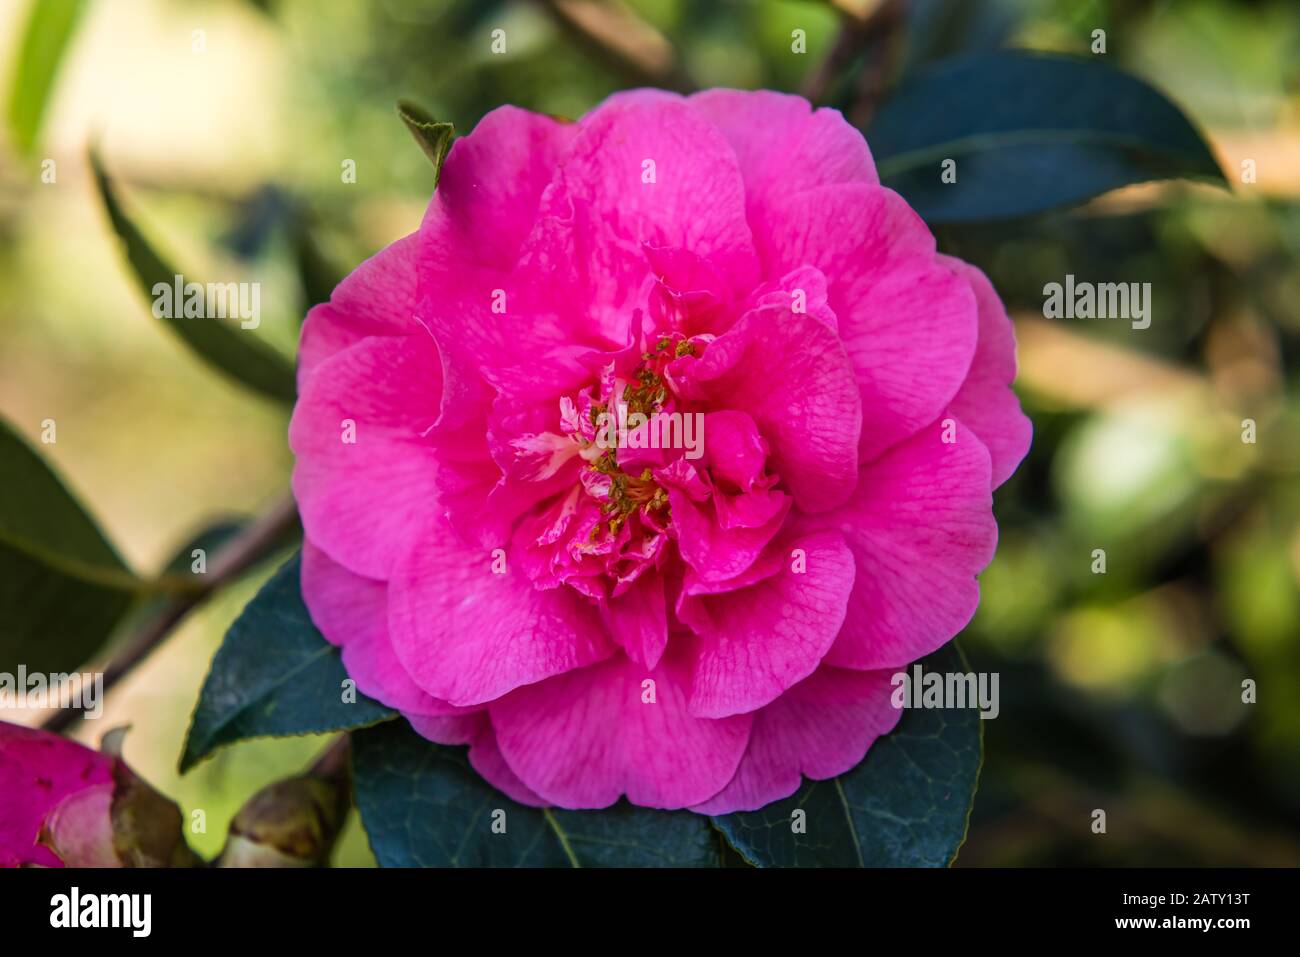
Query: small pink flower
[[0, 721, 117, 867], [1, 722, 198, 868], [292, 89, 1031, 812]]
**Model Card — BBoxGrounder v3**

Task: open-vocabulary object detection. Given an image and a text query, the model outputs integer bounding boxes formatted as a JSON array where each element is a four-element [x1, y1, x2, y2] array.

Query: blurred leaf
[[157, 514, 297, 581], [711, 643, 983, 866], [868, 52, 1226, 222], [180, 554, 394, 772], [0, 419, 138, 674], [160, 521, 244, 576], [292, 214, 342, 316], [6, 0, 87, 155], [352, 720, 722, 867], [899, 0, 1025, 74], [112, 519, 265, 639], [222, 185, 293, 260], [90, 151, 298, 403], [397, 100, 454, 182]]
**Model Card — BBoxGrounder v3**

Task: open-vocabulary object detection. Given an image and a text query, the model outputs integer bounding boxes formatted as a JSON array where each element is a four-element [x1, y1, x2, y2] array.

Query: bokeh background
[[1, 0, 1297, 866]]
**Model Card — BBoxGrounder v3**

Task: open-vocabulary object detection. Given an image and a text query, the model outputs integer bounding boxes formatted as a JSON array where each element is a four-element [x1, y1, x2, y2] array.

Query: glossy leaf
[[712, 643, 984, 867], [91, 152, 298, 403], [0, 419, 138, 674], [180, 554, 394, 771], [352, 720, 722, 867], [868, 51, 1226, 222]]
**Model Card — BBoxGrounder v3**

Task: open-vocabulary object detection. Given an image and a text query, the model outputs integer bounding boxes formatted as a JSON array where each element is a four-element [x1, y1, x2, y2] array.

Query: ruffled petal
[[942, 257, 1032, 489], [407, 712, 546, 807], [756, 184, 978, 464], [299, 541, 470, 718], [297, 232, 421, 386], [490, 651, 752, 809], [290, 332, 442, 579], [821, 419, 997, 670], [518, 89, 761, 343], [387, 524, 616, 707], [687, 89, 878, 225], [669, 305, 861, 512], [601, 569, 669, 670], [692, 666, 900, 814], [679, 529, 856, 718]]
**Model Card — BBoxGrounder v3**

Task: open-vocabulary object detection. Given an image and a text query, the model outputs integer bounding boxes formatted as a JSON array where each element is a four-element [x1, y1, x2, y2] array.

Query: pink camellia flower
[[0, 721, 117, 867], [1, 721, 199, 867], [292, 89, 1031, 812]]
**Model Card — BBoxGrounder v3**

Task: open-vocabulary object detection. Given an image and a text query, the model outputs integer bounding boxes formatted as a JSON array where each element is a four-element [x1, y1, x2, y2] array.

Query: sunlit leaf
[[6, 0, 87, 155], [91, 151, 298, 404], [869, 52, 1226, 222]]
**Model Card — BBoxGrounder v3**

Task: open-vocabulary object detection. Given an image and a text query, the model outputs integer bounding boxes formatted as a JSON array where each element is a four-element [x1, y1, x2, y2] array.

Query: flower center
[[588, 454, 669, 538], [579, 335, 696, 539]]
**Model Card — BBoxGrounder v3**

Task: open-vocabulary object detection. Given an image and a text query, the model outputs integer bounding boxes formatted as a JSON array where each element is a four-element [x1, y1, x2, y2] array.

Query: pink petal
[[671, 304, 862, 512], [297, 232, 421, 386], [407, 712, 546, 807], [687, 89, 878, 224], [518, 89, 760, 341], [299, 541, 470, 718], [821, 418, 997, 670], [600, 569, 669, 670], [0, 722, 115, 868], [692, 666, 900, 814], [743, 265, 838, 332], [942, 256, 1033, 488], [39, 783, 119, 867], [415, 107, 579, 434], [669, 482, 789, 583], [290, 332, 442, 580], [643, 241, 734, 335], [700, 409, 770, 490], [490, 651, 752, 809], [424, 105, 579, 270], [679, 530, 856, 718], [387, 524, 616, 707], [756, 184, 978, 464]]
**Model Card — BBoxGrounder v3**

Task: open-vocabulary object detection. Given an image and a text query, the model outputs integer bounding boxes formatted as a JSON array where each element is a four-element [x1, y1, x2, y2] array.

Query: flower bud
[[218, 775, 348, 868], [1, 721, 197, 868]]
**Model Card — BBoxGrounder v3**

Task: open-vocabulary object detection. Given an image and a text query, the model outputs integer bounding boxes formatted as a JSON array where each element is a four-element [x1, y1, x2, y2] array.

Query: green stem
[[41, 494, 300, 734]]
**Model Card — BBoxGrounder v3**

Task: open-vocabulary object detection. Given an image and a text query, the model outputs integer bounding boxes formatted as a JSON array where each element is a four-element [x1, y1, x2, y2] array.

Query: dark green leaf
[[867, 51, 1226, 222], [180, 553, 394, 772], [158, 515, 296, 580], [352, 720, 721, 867], [160, 521, 244, 576], [292, 214, 343, 316], [397, 100, 455, 182], [712, 642, 983, 867], [0, 418, 138, 674], [6, 0, 87, 155], [90, 151, 298, 403]]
